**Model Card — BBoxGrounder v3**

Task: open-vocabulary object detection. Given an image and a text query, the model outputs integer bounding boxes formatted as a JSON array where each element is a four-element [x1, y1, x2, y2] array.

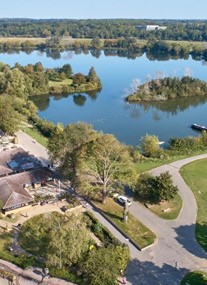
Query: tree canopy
[[126, 76, 207, 102], [48, 124, 137, 202], [135, 171, 178, 204]]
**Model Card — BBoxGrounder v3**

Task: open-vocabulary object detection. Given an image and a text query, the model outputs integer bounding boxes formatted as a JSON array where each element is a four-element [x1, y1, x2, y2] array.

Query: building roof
[[0, 147, 41, 177], [0, 168, 54, 210]]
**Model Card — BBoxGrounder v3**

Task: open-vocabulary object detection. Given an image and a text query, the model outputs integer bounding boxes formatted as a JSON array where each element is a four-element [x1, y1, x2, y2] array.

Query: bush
[[84, 211, 121, 246], [49, 267, 82, 284]]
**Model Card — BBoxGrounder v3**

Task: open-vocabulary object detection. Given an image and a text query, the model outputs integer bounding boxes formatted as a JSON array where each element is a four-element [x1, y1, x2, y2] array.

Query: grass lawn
[[49, 78, 73, 87], [136, 151, 207, 174], [181, 271, 207, 285], [94, 198, 156, 249], [0, 231, 14, 261], [180, 159, 207, 251], [144, 194, 183, 220], [20, 126, 48, 147]]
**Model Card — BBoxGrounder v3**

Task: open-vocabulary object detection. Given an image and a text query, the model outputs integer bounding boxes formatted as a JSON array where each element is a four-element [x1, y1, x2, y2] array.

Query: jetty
[[191, 123, 207, 132]]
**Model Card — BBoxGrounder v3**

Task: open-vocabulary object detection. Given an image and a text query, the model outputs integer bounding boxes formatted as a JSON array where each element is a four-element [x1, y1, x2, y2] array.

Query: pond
[[0, 50, 207, 146]]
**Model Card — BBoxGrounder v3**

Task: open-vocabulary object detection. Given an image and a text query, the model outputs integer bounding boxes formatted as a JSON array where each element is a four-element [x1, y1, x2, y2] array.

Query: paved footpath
[[5, 132, 207, 284]]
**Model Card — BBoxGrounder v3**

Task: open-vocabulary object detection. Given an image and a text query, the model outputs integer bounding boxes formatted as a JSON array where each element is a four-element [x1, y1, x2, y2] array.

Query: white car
[[117, 195, 132, 206]]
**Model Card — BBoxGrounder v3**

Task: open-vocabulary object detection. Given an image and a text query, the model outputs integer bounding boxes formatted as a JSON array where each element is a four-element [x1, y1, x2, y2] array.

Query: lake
[[0, 49, 207, 146]]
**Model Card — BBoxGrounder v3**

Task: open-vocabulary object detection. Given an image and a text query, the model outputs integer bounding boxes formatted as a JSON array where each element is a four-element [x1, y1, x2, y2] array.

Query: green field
[[49, 78, 73, 87], [95, 198, 156, 249], [181, 271, 207, 285], [180, 158, 207, 251], [145, 194, 183, 220]]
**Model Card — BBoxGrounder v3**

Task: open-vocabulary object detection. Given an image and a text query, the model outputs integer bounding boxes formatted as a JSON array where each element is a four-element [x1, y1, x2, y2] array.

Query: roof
[[0, 147, 41, 177], [0, 168, 54, 210]]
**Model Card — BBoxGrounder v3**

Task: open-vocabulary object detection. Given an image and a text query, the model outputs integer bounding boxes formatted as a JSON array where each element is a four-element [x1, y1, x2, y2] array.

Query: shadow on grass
[[102, 210, 122, 221], [195, 223, 207, 252], [174, 223, 207, 259]]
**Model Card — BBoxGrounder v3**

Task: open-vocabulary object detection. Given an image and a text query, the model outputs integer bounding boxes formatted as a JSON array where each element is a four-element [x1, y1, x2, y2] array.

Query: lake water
[[0, 50, 207, 146]]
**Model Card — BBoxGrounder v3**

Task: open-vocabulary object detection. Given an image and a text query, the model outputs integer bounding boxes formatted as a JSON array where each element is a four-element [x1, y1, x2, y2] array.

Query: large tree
[[80, 245, 129, 285], [140, 134, 160, 157], [46, 214, 90, 269], [48, 122, 96, 182], [135, 171, 178, 204], [0, 95, 20, 134], [77, 134, 137, 203]]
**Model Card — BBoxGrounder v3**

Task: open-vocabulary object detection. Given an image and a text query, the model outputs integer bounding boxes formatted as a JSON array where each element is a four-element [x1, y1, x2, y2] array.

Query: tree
[[46, 214, 90, 269], [87, 67, 102, 88], [77, 134, 137, 203], [61, 64, 72, 78], [48, 122, 96, 182], [91, 38, 102, 50], [140, 134, 160, 157], [0, 96, 20, 134], [135, 171, 178, 204], [72, 72, 86, 85], [80, 245, 129, 285]]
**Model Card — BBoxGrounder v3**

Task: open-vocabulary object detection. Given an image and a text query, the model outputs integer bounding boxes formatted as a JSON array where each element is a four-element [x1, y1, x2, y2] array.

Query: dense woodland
[[1, 19, 207, 41], [126, 76, 207, 102], [0, 61, 101, 134]]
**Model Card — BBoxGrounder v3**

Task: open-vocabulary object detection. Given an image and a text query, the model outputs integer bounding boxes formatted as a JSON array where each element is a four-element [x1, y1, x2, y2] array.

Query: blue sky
[[1, 0, 206, 19]]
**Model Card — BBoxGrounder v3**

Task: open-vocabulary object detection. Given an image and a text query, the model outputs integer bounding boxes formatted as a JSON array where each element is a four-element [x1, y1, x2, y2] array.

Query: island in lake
[[126, 76, 207, 102]]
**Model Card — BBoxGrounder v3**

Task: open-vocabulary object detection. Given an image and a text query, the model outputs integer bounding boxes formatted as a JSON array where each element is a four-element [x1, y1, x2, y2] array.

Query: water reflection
[[73, 94, 86, 106], [30, 89, 100, 110], [127, 95, 207, 119]]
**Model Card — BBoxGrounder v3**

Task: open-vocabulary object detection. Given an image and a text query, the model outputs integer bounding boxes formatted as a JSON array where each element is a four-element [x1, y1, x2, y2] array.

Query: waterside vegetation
[[126, 76, 207, 102]]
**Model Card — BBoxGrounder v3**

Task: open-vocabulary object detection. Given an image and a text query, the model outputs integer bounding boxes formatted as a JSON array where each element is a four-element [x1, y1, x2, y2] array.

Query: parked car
[[116, 195, 132, 206]]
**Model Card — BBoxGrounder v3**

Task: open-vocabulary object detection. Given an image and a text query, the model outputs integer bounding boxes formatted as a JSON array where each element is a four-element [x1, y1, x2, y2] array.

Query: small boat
[[191, 123, 207, 132], [158, 141, 165, 145]]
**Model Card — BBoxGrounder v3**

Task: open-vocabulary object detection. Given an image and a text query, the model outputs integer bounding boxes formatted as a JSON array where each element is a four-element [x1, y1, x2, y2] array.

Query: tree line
[[0, 62, 101, 134], [0, 38, 207, 63], [1, 19, 207, 41]]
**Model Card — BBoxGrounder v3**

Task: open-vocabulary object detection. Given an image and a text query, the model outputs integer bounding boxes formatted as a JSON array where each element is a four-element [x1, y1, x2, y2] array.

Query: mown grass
[[181, 271, 207, 285], [20, 126, 48, 147], [49, 78, 73, 87], [95, 198, 156, 249], [144, 194, 183, 220], [136, 150, 207, 174], [180, 158, 207, 251]]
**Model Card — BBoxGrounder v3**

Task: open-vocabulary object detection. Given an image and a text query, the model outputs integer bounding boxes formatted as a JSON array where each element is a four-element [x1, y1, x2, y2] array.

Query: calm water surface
[[0, 50, 207, 146]]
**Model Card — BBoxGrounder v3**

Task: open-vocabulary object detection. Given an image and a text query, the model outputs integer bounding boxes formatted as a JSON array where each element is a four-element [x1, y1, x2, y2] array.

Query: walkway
[[4, 131, 207, 284]]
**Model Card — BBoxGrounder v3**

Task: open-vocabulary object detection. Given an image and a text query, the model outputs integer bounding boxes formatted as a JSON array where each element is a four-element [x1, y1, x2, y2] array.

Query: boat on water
[[191, 123, 207, 132]]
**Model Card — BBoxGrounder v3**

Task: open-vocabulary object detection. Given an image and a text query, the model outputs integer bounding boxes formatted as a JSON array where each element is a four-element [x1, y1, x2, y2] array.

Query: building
[[0, 148, 55, 214], [0, 168, 54, 214], [146, 25, 167, 31], [0, 147, 41, 178]]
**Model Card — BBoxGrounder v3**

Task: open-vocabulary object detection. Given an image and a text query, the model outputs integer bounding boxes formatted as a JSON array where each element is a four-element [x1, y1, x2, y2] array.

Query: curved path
[[124, 154, 207, 285], [8, 132, 207, 284]]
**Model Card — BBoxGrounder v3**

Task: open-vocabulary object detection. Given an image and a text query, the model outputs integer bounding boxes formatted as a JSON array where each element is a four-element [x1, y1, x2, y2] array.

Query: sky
[[1, 0, 207, 20]]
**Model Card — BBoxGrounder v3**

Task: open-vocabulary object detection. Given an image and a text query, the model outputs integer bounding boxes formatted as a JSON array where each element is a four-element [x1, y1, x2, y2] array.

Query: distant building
[[146, 25, 167, 31], [136, 25, 167, 31]]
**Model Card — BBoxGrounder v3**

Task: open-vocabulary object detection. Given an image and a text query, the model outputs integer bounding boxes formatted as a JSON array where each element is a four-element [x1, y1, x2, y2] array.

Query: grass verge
[[180, 158, 207, 251], [143, 194, 183, 220], [181, 271, 207, 285], [136, 150, 207, 174], [94, 198, 156, 249], [20, 126, 48, 147]]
